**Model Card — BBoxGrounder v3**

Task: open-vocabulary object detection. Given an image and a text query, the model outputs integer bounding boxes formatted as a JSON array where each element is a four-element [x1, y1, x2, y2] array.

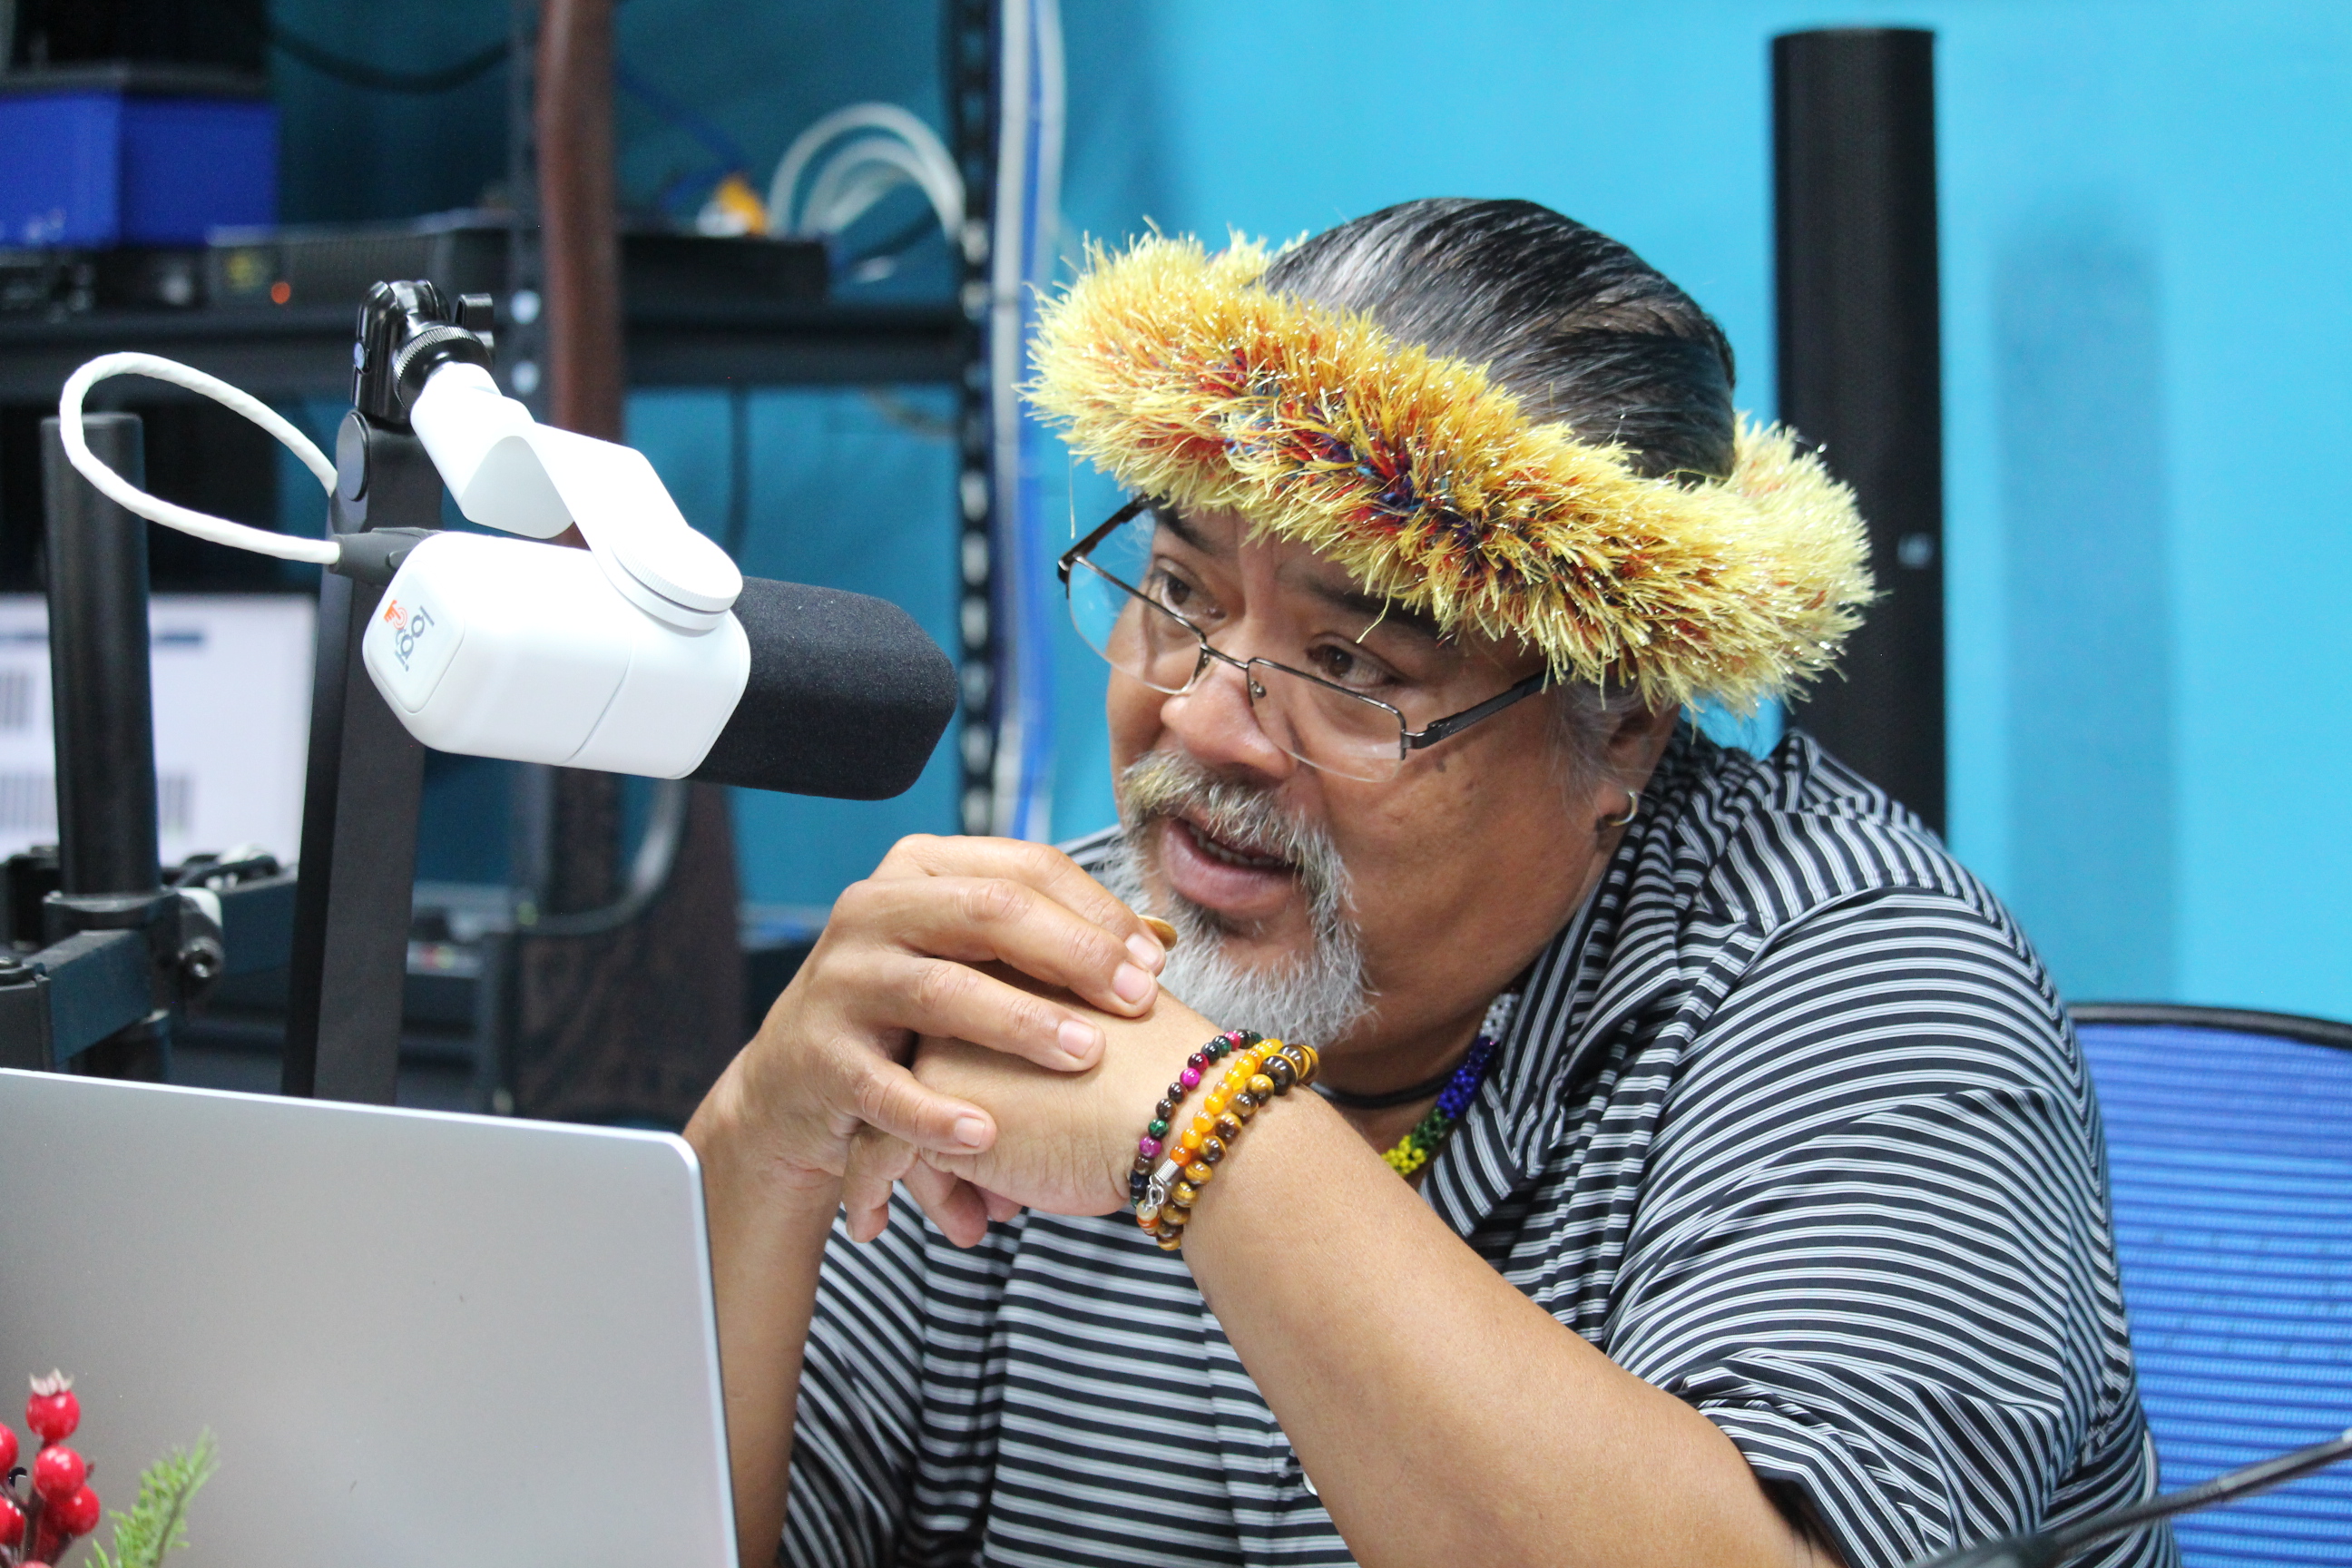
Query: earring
[[1600, 788, 1641, 829]]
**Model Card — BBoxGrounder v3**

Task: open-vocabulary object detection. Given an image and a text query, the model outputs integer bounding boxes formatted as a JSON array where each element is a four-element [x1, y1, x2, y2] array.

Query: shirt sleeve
[[1601, 888, 2157, 1568], [780, 1194, 933, 1568]]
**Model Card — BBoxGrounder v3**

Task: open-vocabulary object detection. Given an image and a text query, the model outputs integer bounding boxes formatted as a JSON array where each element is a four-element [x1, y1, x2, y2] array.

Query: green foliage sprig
[[84, 1432, 214, 1568]]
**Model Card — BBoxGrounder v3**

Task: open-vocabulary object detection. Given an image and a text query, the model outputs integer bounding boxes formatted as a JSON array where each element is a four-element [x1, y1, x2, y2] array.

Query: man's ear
[[1602, 701, 1681, 779]]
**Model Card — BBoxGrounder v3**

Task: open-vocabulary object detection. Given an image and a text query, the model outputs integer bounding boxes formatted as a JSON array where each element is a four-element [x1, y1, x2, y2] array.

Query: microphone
[[689, 574, 957, 800], [1908, 1427, 2352, 1567], [361, 530, 956, 800], [54, 333, 960, 802], [348, 354, 956, 800]]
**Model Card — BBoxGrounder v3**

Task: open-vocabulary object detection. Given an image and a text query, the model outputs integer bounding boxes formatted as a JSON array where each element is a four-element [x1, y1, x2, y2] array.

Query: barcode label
[[0, 771, 193, 835], [0, 772, 51, 835], [0, 670, 32, 731], [158, 772, 192, 834]]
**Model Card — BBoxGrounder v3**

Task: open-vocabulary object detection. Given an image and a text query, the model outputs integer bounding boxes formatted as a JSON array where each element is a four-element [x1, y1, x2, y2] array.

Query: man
[[687, 200, 2173, 1568]]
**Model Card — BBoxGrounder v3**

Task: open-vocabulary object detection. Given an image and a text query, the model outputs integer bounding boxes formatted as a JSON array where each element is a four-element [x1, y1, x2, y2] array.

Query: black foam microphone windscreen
[[690, 576, 958, 800]]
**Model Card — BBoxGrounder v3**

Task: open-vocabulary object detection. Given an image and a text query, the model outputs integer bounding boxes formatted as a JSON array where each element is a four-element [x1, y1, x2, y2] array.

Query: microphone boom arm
[[1910, 1427, 2352, 1568]]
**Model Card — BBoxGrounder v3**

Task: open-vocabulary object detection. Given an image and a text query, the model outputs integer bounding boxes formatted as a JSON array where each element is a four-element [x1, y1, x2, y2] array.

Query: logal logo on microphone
[[383, 598, 436, 671]]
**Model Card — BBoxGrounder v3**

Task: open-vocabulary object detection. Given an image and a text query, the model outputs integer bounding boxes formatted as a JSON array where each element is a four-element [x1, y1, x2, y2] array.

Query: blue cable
[[614, 61, 755, 178]]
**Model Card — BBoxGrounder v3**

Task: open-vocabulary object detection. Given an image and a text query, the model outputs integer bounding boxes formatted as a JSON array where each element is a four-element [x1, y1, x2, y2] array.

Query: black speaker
[[1773, 27, 1946, 831]]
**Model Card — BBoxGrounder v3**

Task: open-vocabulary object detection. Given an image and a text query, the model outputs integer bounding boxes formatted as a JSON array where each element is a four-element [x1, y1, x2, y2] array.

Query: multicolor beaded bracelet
[[1132, 1034, 1320, 1252], [1128, 1028, 1259, 1207]]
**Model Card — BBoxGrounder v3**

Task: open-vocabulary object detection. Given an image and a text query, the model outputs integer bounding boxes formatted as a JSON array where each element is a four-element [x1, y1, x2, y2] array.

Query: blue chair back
[[2075, 1005, 2352, 1566]]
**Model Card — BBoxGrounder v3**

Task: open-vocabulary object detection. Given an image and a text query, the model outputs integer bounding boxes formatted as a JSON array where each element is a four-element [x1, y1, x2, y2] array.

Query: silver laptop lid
[[0, 1069, 737, 1568]]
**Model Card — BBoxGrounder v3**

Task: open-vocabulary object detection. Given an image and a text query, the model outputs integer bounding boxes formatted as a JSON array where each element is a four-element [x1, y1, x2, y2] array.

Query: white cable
[[765, 102, 963, 240], [769, 104, 959, 233], [799, 136, 962, 240], [59, 353, 343, 566]]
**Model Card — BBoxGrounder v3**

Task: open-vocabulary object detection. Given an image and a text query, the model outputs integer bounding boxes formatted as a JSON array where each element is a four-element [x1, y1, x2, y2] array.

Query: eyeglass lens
[[1064, 515, 1410, 782]]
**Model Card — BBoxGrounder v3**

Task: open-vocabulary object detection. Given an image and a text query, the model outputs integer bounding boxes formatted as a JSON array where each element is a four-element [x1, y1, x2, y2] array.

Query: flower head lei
[[1024, 232, 1876, 713]]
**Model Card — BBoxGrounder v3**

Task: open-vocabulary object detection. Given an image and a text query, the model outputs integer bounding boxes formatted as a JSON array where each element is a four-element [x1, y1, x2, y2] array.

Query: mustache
[[1114, 750, 1352, 912], [1103, 751, 1374, 1044]]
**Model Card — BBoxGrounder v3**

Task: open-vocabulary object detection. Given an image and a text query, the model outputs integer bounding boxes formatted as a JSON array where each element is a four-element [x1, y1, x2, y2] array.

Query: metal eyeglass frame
[[1055, 495, 1551, 775]]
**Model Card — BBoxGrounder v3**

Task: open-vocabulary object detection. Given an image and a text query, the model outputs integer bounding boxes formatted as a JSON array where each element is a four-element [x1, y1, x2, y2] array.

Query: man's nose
[[1159, 655, 1296, 781]]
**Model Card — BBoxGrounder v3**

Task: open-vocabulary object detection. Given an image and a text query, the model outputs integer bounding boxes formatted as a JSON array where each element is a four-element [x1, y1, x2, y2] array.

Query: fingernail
[[1127, 931, 1167, 973], [953, 1115, 989, 1151], [1112, 963, 1154, 1004], [1141, 916, 1180, 954], [1057, 1018, 1102, 1063]]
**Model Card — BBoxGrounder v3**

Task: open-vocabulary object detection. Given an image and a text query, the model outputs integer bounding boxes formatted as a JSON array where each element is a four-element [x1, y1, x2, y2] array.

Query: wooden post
[[520, 0, 747, 1124], [534, 0, 624, 442]]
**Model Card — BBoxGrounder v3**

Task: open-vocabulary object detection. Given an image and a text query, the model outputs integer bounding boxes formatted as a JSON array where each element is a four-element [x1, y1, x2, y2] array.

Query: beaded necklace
[[1342, 992, 1518, 1178]]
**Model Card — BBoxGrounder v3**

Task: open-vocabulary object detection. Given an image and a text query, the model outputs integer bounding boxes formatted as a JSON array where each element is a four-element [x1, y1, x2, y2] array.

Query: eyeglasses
[[1055, 496, 1549, 783]]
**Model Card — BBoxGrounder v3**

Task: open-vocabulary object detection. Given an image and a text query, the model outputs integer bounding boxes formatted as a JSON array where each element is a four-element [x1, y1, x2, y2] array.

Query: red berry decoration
[[22, 1375, 74, 1446], [0, 1370, 214, 1568], [46, 1486, 97, 1540], [29, 1445, 82, 1502]]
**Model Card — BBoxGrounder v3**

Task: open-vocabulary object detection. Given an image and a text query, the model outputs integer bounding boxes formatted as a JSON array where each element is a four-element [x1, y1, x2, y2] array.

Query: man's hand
[[847, 989, 1221, 1239], [687, 836, 1169, 1222]]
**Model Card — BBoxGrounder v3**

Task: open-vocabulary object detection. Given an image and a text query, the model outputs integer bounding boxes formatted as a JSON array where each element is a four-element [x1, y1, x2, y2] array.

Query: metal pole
[[279, 411, 434, 1102], [39, 413, 170, 1081], [40, 414, 161, 901], [948, 0, 998, 836], [1774, 28, 1947, 832]]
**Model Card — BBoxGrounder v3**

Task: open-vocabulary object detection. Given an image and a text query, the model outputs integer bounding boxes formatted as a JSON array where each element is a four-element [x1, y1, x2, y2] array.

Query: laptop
[[0, 1068, 738, 1568]]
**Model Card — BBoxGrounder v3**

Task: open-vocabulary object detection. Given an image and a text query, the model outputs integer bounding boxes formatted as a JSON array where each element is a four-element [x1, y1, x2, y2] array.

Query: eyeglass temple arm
[[1056, 495, 1154, 584], [1404, 669, 1553, 750]]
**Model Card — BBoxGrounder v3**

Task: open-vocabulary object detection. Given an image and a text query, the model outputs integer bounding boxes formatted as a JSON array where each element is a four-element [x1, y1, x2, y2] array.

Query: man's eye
[[1308, 643, 1390, 690], [1148, 566, 1216, 620]]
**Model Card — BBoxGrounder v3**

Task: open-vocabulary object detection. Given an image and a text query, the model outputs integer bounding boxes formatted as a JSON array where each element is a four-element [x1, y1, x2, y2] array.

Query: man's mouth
[[1158, 816, 1302, 922], [1178, 816, 1294, 872]]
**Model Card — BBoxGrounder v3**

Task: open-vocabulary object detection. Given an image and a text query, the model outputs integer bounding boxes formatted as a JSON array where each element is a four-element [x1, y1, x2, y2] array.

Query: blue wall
[[1048, 1, 2352, 1021], [274, 0, 2352, 1018]]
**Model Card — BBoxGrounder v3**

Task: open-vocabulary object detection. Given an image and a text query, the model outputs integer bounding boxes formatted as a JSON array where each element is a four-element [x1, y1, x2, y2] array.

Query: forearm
[[687, 1069, 842, 1567], [1181, 1093, 1825, 1568]]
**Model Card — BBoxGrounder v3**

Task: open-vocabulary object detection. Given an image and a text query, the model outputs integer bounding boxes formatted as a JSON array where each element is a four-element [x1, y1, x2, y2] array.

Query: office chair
[[2073, 1003, 2352, 1566]]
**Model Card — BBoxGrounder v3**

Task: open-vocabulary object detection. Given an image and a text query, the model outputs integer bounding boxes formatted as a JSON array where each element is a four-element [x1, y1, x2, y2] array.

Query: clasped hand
[[704, 835, 1218, 1247]]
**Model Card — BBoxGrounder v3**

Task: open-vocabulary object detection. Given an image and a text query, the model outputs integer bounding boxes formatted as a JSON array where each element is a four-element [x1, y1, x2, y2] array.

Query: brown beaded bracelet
[[1133, 1037, 1319, 1252]]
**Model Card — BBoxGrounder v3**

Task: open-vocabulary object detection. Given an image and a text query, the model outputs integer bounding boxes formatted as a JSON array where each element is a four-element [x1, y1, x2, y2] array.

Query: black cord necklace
[[1314, 1060, 1469, 1111], [1315, 983, 1531, 1112]]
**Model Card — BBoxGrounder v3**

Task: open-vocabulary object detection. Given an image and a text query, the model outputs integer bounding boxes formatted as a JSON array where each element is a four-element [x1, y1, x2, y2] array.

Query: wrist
[[1130, 1035, 1322, 1253], [1084, 999, 1230, 1209], [688, 1050, 844, 1214]]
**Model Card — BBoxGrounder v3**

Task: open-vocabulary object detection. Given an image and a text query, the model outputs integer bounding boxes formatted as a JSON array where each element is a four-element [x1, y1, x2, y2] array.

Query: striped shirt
[[784, 728, 2178, 1568]]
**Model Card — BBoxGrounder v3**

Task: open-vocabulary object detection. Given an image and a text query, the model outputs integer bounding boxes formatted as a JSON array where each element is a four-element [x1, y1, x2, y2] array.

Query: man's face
[[1102, 505, 1650, 1060]]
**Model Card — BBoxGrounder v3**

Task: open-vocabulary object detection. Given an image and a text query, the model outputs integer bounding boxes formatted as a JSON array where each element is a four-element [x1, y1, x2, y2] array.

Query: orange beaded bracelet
[[1134, 1038, 1319, 1252]]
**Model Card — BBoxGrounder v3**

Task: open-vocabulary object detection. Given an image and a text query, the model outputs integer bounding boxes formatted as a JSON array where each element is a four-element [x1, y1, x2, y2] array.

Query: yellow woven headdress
[[1024, 233, 1875, 712]]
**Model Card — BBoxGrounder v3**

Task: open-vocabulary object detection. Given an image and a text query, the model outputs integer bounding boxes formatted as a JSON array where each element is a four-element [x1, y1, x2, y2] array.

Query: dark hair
[[1261, 198, 1738, 480]]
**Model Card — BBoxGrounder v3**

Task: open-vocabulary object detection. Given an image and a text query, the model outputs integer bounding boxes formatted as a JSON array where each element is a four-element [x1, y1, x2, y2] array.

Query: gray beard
[[1095, 752, 1375, 1051]]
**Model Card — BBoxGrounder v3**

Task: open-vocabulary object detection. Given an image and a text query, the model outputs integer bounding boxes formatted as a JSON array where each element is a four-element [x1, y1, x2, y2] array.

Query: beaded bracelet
[[1132, 1034, 1320, 1252], [1129, 1028, 1259, 1206]]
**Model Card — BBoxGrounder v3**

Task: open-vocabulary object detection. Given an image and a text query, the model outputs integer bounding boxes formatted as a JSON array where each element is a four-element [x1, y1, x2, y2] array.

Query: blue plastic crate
[[0, 88, 277, 247]]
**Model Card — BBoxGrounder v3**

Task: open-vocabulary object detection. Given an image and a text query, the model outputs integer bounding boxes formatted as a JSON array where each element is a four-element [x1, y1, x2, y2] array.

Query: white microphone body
[[360, 531, 751, 778]]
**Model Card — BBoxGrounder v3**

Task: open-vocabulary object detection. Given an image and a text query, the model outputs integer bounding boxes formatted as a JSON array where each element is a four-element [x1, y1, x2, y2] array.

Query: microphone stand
[[1910, 1428, 2352, 1567]]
